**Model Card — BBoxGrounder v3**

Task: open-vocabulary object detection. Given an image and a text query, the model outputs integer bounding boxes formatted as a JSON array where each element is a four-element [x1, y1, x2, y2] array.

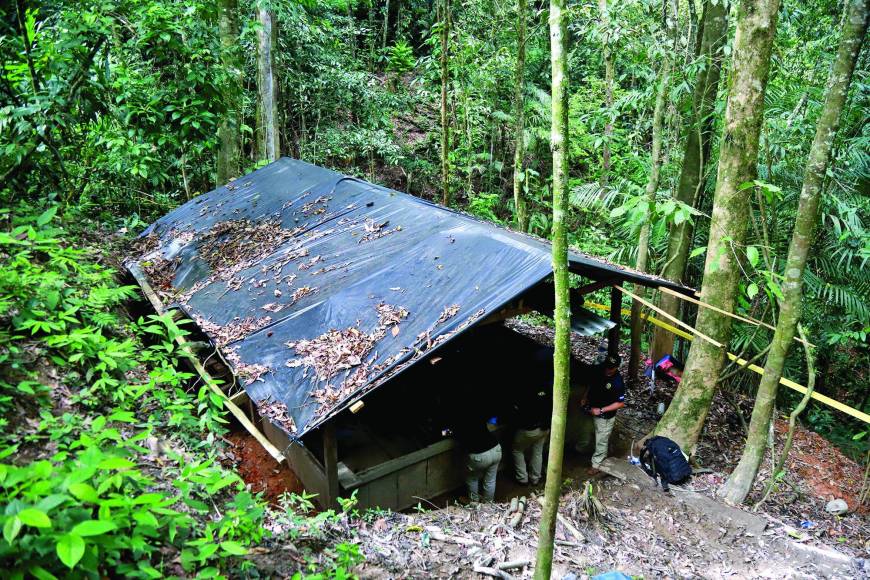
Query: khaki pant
[[511, 427, 549, 484], [465, 444, 501, 502], [576, 416, 616, 468]]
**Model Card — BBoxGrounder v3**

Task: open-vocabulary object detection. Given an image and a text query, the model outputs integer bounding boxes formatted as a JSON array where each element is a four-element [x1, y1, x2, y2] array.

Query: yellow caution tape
[[585, 302, 870, 424]]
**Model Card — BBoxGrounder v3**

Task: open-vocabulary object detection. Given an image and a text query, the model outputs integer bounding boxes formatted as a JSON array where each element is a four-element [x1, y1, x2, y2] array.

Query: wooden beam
[[575, 278, 617, 296], [608, 285, 621, 357], [657, 286, 815, 348], [128, 264, 286, 464], [323, 422, 340, 508]]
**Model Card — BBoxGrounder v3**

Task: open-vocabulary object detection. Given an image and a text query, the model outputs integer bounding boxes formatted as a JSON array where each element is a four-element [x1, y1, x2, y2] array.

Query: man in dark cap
[[575, 353, 625, 470]]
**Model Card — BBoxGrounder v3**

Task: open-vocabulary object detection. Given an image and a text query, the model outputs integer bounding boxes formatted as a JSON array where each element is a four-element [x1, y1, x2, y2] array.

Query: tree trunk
[[629, 0, 678, 382], [654, 0, 781, 454], [651, 0, 729, 363], [257, 5, 280, 162], [534, 0, 569, 577], [598, 0, 613, 186], [512, 0, 528, 231], [440, 0, 451, 206], [721, 0, 868, 504], [217, 0, 242, 184]]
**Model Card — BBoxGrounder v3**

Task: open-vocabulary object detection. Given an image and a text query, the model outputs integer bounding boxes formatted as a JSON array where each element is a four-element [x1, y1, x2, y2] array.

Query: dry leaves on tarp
[[285, 303, 409, 382], [197, 218, 299, 270], [256, 397, 297, 434], [194, 314, 273, 347], [225, 348, 272, 385]]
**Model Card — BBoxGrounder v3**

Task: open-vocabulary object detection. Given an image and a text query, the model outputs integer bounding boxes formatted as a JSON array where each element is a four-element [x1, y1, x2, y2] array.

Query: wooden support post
[[323, 422, 340, 508], [608, 284, 621, 357]]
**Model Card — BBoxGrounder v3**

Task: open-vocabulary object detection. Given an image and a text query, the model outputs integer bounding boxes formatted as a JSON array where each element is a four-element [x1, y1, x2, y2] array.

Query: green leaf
[[97, 457, 135, 470], [219, 540, 248, 556], [68, 483, 99, 503], [747, 283, 759, 299], [18, 508, 51, 528], [56, 534, 85, 569], [746, 246, 760, 267], [28, 566, 57, 580], [4, 516, 22, 542], [609, 205, 628, 218], [71, 519, 117, 537], [36, 206, 58, 227], [689, 246, 706, 259], [133, 511, 159, 528]]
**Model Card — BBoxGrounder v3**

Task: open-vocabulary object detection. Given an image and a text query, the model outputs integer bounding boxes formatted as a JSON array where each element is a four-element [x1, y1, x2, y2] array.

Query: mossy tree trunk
[[534, 0, 569, 577], [651, 0, 729, 362], [440, 0, 451, 206], [217, 0, 242, 184], [629, 0, 677, 382], [257, 4, 280, 162], [598, 0, 613, 186], [721, 0, 868, 505], [512, 0, 528, 232], [655, 0, 781, 454]]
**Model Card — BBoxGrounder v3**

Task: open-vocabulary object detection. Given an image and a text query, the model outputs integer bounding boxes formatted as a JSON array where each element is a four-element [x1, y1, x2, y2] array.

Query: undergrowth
[[0, 205, 363, 578]]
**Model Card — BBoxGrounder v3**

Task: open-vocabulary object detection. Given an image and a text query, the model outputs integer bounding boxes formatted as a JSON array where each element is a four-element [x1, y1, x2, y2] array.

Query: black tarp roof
[[127, 158, 692, 438]]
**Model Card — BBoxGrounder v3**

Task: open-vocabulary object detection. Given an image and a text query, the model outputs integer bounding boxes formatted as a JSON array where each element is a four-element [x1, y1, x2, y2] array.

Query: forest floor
[[235, 320, 869, 578]]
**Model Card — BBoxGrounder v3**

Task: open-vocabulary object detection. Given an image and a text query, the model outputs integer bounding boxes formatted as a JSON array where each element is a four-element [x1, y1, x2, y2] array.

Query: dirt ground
[[224, 431, 304, 503]]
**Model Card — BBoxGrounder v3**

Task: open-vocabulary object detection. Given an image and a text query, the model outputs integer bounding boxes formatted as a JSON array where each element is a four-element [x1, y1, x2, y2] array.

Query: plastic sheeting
[[127, 158, 690, 439]]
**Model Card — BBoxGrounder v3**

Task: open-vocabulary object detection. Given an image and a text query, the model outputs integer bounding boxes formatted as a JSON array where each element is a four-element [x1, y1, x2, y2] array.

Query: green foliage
[[0, 208, 266, 576], [386, 40, 416, 75]]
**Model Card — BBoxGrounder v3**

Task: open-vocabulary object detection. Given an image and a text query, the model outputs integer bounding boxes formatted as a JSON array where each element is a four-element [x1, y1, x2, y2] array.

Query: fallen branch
[[473, 566, 514, 579], [498, 559, 530, 571], [426, 526, 481, 547]]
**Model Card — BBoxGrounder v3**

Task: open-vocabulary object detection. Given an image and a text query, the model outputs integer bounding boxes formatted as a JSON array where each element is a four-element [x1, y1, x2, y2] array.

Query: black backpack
[[639, 436, 692, 491]]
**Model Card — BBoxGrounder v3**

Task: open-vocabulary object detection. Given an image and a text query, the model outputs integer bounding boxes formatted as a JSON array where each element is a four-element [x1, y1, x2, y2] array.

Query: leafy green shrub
[[387, 40, 416, 75]]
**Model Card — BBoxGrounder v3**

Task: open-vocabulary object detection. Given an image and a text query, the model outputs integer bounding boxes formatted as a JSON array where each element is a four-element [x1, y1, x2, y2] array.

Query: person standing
[[511, 383, 551, 486], [577, 353, 625, 470], [452, 408, 502, 502]]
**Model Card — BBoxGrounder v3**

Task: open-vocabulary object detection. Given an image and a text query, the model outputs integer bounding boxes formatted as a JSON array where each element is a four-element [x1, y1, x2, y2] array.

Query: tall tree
[[534, 0, 569, 577], [217, 0, 242, 183], [598, 0, 614, 185], [655, 0, 781, 453], [651, 0, 729, 362], [440, 0, 451, 206], [629, 0, 678, 381], [512, 0, 528, 231], [721, 0, 869, 504], [257, 3, 279, 162]]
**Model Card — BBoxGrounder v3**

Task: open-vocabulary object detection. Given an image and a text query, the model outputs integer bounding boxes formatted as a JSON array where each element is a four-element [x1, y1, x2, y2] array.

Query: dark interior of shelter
[[303, 322, 589, 478]]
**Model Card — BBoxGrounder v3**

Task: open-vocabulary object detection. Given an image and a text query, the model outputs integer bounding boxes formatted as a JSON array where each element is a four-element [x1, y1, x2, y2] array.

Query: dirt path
[[352, 461, 863, 579]]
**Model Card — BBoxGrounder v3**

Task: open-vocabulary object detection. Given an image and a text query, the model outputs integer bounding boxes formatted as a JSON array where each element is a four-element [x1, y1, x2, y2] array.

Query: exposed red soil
[[776, 419, 867, 512], [225, 431, 304, 503]]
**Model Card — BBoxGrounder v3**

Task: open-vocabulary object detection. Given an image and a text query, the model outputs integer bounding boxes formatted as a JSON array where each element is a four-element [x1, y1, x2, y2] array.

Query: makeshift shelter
[[126, 158, 692, 510]]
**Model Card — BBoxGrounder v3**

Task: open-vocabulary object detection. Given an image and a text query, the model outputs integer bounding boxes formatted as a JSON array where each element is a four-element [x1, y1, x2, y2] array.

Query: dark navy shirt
[[586, 367, 625, 419]]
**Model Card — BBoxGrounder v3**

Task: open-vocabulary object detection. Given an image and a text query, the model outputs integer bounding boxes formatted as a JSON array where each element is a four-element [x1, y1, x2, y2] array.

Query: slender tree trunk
[[383, 0, 391, 51], [257, 5, 280, 162], [513, 0, 528, 231], [754, 324, 816, 509], [721, 0, 868, 504], [440, 0, 451, 206], [651, 0, 729, 362], [217, 0, 242, 184], [654, 0, 781, 454], [534, 0, 569, 577], [629, 0, 678, 382], [598, 0, 613, 186]]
